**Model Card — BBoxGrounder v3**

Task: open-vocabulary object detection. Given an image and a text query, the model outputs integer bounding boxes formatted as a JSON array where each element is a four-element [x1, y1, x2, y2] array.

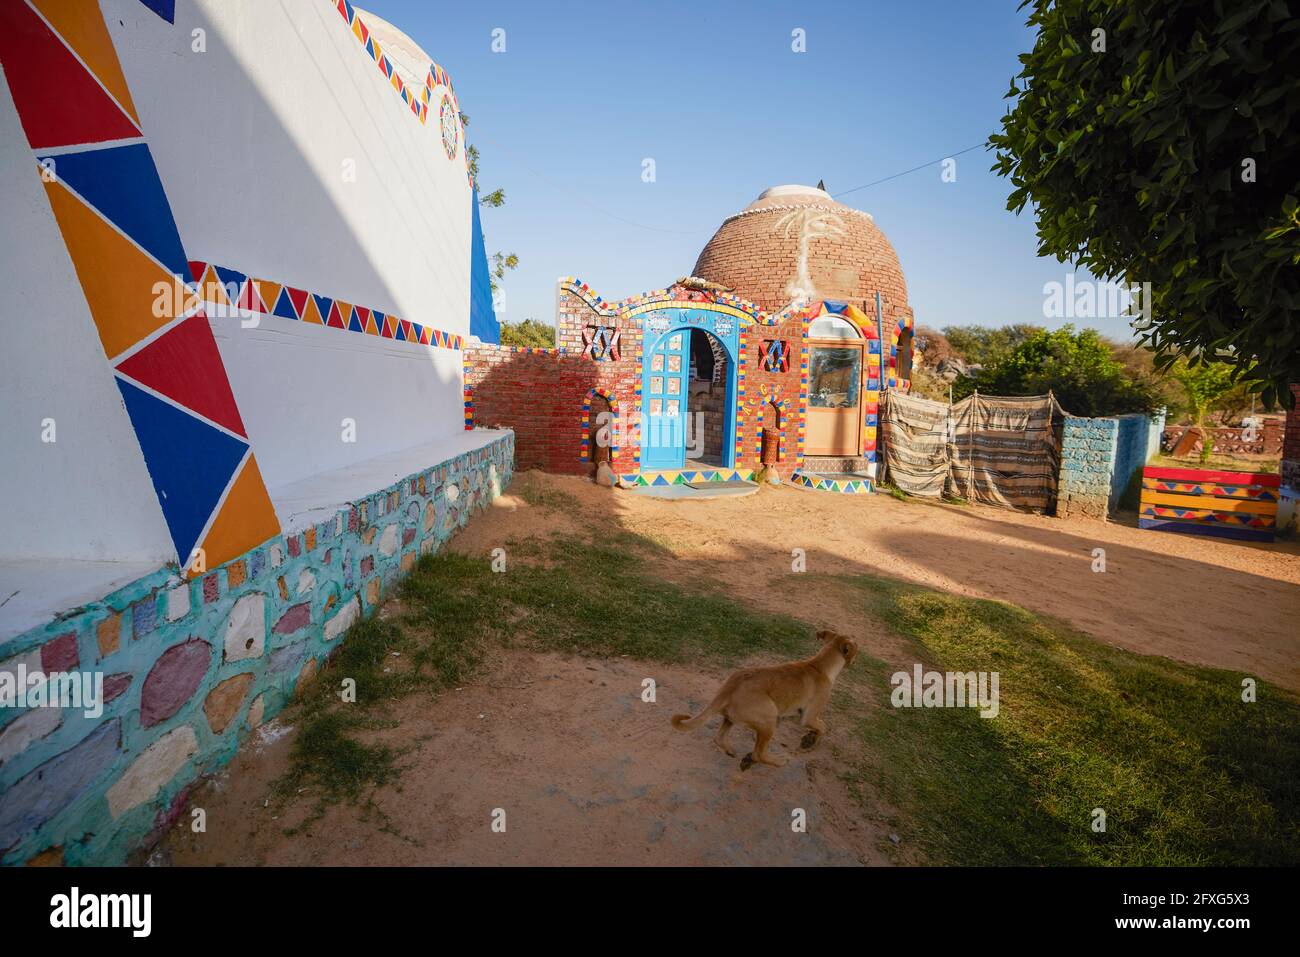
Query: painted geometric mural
[[0, 0, 280, 574]]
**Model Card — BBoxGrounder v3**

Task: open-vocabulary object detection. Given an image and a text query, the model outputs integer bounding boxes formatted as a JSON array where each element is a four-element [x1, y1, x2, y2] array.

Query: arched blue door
[[641, 331, 691, 470], [639, 308, 740, 472]]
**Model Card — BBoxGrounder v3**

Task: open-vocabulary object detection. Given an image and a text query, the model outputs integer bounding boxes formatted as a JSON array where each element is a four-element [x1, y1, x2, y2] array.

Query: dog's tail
[[671, 687, 728, 731]]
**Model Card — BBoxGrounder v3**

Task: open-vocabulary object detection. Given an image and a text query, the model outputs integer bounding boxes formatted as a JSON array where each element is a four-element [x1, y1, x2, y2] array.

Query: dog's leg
[[800, 716, 827, 750], [713, 717, 737, 757], [801, 690, 831, 750], [741, 720, 785, 769]]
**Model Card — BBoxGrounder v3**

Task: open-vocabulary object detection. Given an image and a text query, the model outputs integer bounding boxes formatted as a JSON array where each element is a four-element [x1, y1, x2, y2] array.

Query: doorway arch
[[641, 323, 737, 472]]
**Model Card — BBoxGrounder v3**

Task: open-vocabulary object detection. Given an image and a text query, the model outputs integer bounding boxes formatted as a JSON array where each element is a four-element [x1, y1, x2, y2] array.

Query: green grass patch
[[839, 575, 1300, 866], [406, 531, 808, 664], [273, 515, 1299, 867], [274, 529, 815, 823]]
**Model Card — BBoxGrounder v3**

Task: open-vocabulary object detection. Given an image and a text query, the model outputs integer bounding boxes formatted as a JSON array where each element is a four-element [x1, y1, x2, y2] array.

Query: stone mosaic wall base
[[0, 432, 513, 866]]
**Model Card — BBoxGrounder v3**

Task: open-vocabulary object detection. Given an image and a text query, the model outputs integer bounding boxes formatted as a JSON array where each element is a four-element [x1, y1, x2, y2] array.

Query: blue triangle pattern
[[38, 143, 188, 278], [272, 288, 299, 320], [116, 378, 248, 566], [212, 265, 247, 300]]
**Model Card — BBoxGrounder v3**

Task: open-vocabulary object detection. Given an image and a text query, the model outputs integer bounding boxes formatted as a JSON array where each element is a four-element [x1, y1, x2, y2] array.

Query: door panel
[[806, 344, 862, 456], [641, 331, 689, 470]]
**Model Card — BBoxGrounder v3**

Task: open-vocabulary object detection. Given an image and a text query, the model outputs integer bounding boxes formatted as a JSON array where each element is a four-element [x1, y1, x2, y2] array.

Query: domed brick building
[[465, 184, 916, 491], [693, 184, 909, 322]]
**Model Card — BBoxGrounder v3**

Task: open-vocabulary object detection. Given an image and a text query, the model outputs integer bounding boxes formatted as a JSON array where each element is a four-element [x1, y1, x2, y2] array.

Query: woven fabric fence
[[882, 392, 1066, 511]]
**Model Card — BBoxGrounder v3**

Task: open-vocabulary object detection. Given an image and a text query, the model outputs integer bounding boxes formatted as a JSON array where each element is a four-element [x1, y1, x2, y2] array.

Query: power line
[[833, 142, 989, 199], [473, 128, 991, 233]]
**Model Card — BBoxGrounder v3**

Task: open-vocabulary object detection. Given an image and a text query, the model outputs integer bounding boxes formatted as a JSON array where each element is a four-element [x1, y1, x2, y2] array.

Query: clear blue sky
[[361, 0, 1134, 339]]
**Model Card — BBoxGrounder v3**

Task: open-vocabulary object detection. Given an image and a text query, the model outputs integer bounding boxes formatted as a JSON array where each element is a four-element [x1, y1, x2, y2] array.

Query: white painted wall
[[209, 314, 459, 489], [1, 0, 476, 569], [107, 0, 472, 491], [0, 75, 176, 563]]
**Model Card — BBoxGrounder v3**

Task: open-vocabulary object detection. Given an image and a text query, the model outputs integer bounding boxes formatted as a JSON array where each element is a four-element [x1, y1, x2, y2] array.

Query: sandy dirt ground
[[159, 646, 897, 866], [158, 472, 1299, 867]]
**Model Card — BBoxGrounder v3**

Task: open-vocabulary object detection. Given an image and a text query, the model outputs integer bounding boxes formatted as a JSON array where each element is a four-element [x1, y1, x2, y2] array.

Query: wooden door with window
[[805, 342, 863, 456]]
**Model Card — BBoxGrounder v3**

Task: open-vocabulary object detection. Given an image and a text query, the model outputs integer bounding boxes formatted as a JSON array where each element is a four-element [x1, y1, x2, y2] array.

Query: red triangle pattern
[[115, 312, 248, 438], [285, 286, 308, 318], [0, 2, 141, 149]]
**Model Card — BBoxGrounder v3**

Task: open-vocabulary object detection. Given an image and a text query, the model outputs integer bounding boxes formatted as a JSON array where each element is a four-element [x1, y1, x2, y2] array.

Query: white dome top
[[352, 8, 433, 89], [756, 184, 831, 201]]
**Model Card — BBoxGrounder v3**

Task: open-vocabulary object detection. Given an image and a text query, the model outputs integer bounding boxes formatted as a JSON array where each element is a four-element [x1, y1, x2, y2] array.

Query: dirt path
[[158, 471, 1299, 866], [161, 647, 896, 866], [482, 476, 1298, 691]]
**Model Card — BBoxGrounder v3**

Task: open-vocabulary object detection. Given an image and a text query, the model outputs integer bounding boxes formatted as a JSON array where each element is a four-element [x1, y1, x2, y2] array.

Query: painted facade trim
[[190, 260, 466, 351], [332, 0, 472, 184], [0, 0, 281, 575]]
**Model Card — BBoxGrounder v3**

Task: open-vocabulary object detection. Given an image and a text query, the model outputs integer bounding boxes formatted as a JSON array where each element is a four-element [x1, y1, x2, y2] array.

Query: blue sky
[[361, 0, 1136, 340]]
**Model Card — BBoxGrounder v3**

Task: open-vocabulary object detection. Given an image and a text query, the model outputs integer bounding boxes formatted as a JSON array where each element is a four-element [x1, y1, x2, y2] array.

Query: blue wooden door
[[641, 331, 689, 470]]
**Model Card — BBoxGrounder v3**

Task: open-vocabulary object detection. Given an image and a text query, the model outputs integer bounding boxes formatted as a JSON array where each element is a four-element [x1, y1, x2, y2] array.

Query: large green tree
[[990, 0, 1300, 406], [953, 325, 1162, 416]]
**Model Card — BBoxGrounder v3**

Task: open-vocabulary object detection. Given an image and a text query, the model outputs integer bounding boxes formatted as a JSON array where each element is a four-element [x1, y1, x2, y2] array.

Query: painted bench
[[1138, 465, 1279, 543]]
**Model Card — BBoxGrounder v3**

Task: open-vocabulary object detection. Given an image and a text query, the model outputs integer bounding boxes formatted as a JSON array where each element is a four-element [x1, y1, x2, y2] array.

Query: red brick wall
[[739, 315, 806, 471], [464, 292, 642, 475], [1284, 383, 1300, 487]]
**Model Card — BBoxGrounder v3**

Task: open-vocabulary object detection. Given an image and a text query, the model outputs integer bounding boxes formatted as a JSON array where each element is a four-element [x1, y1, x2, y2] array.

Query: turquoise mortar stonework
[[0, 431, 513, 866], [1057, 417, 1118, 519]]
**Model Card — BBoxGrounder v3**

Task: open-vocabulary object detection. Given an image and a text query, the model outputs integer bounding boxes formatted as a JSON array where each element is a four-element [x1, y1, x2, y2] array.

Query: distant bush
[[952, 325, 1161, 416], [498, 318, 555, 349]]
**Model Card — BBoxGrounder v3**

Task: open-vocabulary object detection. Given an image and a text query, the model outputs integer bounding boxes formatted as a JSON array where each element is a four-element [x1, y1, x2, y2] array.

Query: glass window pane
[[808, 315, 861, 339], [809, 347, 861, 408]]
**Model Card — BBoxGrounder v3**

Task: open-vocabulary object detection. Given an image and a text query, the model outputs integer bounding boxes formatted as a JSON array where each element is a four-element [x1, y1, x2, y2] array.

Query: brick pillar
[[1283, 383, 1300, 489], [1056, 417, 1119, 520]]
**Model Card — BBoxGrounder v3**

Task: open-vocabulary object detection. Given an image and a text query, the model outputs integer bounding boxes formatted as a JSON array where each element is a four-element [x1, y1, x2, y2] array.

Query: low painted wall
[[1110, 412, 1165, 511], [0, 431, 513, 866], [1056, 416, 1118, 520]]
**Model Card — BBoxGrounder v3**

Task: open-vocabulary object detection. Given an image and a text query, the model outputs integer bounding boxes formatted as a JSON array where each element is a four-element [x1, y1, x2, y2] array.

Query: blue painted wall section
[[0, 432, 513, 866], [469, 186, 500, 345], [1110, 412, 1166, 511]]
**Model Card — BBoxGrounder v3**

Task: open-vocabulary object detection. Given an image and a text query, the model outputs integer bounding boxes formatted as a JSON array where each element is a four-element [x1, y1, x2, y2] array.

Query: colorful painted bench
[[1138, 465, 1279, 543]]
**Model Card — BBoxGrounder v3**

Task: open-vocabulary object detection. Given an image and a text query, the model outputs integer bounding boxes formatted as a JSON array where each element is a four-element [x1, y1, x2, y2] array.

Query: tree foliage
[[952, 325, 1162, 416], [498, 318, 555, 349], [461, 112, 517, 294], [942, 324, 1044, 368], [990, 0, 1300, 406], [1167, 355, 1237, 426]]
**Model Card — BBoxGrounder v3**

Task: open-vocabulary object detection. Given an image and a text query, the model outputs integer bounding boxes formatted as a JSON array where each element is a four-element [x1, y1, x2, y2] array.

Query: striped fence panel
[[1138, 466, 1280, 542]]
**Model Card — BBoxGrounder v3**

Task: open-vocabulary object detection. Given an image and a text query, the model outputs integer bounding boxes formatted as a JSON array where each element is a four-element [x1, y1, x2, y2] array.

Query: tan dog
[[671, 631, 859, 769]]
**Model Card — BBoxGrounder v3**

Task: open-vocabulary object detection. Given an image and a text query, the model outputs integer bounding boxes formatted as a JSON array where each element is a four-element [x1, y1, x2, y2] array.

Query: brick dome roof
[[691, 185, 909, 317]]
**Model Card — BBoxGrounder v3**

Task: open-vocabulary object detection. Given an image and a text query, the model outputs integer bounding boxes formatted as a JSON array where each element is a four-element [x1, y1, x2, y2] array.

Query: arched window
[[896, 327, 913, 382], [808, 314, 861, 339]]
